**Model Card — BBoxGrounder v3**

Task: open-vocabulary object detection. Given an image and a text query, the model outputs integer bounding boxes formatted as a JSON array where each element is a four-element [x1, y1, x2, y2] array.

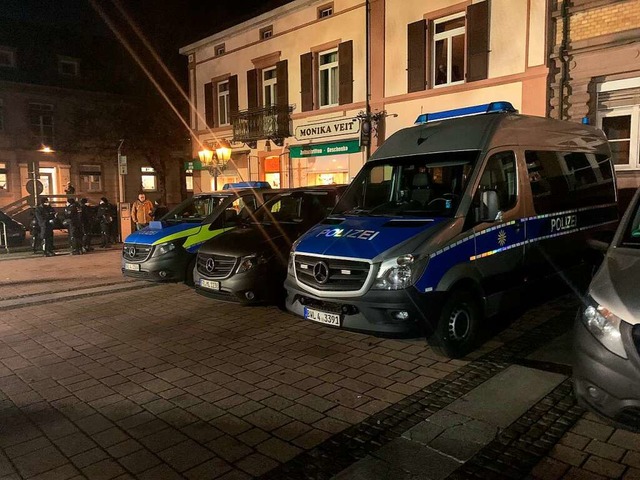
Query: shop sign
[[294, 118, 360, 141], [184, 159, 203, 171], [289, 139, 361, 158]]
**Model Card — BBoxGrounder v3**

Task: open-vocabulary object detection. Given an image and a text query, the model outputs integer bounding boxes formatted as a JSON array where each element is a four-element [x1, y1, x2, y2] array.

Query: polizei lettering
[[316, 228, 380, 241], [550, 214, 577, 233]]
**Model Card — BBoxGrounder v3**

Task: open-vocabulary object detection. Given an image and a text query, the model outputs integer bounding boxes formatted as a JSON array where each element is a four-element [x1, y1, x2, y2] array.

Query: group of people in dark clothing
[[31, 196, 117, 256]]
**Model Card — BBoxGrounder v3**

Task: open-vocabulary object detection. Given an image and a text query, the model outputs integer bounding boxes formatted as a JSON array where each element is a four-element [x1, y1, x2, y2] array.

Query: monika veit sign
[[294, 118, 360, 141], [289, 139, 361, 158]]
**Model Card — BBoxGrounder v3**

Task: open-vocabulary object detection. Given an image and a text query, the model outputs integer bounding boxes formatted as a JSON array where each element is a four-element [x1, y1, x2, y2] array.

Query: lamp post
[[198, 140, 232, 191]]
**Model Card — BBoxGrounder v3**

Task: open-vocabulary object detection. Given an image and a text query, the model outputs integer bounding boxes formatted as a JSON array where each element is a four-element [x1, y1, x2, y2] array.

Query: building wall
[[182, 0, 549, 192], [550, 0, 640, 189]]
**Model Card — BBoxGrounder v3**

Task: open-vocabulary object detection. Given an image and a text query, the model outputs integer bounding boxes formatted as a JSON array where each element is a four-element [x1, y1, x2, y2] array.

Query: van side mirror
[[224, 208, 239, 225], [480, 190, 500, 222]]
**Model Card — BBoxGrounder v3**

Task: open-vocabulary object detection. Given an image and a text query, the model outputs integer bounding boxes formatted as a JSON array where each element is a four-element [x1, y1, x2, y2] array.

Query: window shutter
[[466, 0, 490, 83], [300, 52, 313, 112], [247, 69, 258, 110], [229, 75, 239, 119], [204, 82, 214, 127], [276, 60, 289, 107], [407, 20, 427, 93], [338, 40, 353, 105]]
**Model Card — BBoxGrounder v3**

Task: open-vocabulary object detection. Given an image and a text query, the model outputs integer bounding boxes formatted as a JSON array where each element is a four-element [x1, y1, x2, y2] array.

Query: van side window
[[476, 151, 517, 212], [526, 151, 615, 214]]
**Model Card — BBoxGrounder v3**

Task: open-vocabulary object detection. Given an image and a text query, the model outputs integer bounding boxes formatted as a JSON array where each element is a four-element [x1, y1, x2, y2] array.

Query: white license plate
[[124, 263, 140, 271], [304, 307, 340, 326], [200, 279, 220, 290]]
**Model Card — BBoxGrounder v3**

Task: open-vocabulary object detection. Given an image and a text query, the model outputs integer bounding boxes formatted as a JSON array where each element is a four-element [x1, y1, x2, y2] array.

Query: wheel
[[430, 289, 481, 358], [184, 257, 196, 287]]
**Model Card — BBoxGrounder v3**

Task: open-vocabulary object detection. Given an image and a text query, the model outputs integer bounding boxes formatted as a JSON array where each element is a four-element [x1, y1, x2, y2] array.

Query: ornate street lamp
[[198, 140, 232, 191]]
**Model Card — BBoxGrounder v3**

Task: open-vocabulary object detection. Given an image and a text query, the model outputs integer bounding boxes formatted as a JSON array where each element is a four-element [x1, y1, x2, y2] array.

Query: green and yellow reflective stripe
[[151, 226, 202, 246], [183, 227, 228, 249]]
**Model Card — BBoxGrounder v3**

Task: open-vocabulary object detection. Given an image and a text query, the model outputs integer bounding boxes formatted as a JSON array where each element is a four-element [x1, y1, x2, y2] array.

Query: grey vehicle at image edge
[[284, 101, 618, 358], [574, 186, 640, 430]]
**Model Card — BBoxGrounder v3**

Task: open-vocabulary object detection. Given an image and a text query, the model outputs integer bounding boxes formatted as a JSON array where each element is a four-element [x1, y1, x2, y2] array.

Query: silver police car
[[574, 187, 640, 429]]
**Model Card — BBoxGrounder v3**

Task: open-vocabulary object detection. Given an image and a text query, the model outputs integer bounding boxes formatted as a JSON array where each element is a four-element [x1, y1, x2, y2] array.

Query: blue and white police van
[[284, 102, 618, 357]]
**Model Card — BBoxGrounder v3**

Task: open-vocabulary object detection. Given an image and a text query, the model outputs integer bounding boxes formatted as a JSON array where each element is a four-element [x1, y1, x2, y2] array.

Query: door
[[471, 151, 526, 298], [39, 173, 53, 196]]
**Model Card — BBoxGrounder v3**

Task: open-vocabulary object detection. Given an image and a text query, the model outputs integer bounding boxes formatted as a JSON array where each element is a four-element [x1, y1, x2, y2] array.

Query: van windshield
[[253, 191, 335, 225], [164, 195, 227, 223], [334, 151, 480, 217]]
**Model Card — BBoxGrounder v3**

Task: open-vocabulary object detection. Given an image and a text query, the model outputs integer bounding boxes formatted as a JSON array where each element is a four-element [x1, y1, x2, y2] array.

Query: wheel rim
[[448, 307, 471, 341]]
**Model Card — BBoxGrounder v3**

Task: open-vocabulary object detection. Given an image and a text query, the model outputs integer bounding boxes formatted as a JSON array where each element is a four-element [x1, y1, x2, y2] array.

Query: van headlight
[[236, 254, 268, 274], [373, 254, 425, 290], [582, 301, 627, 359], [151, 241, 177, 258], [287, 254, 295, 277]]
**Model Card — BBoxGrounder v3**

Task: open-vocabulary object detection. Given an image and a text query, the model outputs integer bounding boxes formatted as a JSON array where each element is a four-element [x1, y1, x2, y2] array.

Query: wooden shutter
[[407, 20, 427, 93], [229, 75, 239, 119], [300, 52, 313, 112], [247, 69, 258, 110], [276, 60, 289, 107], [204, 82, 214, 127], [466, 0, 490, 83], [338, 40, 353, 105]]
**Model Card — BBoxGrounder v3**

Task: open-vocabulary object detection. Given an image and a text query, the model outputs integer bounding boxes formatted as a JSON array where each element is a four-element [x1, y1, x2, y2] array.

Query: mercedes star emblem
[[205, 257, 216, 273], [127, 246, 136, 257], [313, 261, 330, 284]]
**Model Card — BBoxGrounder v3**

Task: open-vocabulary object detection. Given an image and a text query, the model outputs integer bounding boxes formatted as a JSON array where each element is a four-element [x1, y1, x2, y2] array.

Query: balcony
[[232, 104, 294, 146]]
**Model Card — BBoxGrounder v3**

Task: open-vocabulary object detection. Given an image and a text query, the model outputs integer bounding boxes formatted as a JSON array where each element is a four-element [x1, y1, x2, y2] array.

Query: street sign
[[184, 160, 203, 171], [25, 179, 44, 195], [119, 165, 128, 175], [289, 139, 361, 158], [118, 155, 127, 167]]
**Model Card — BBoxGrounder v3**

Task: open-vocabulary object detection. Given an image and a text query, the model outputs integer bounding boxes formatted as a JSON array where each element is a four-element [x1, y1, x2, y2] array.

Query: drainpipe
[[559, 0, 569, 120], [365, 0, 371, 160]]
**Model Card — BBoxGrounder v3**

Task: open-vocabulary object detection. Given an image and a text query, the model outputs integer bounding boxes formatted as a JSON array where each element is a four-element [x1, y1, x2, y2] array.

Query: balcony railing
[[232, 104, 294, 145]]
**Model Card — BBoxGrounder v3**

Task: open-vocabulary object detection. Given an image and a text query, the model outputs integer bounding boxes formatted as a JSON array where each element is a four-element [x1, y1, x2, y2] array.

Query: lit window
[[0, 162, 7, 190], [260, 26, 273, 40], [215, 44, 225, 56], [218, 81, 230, 126], [0, 47, 15, 68], [58, 58, 79, 77], [141, 167, 157, 192], [29, 103, 54, 146], [433, 12, 465, 87], [263, 67, 277, 107], [599, 109, 639, 169], [319, 5, 333, 18], [79, 165, 102, 192], [318, 49, 338, 107]]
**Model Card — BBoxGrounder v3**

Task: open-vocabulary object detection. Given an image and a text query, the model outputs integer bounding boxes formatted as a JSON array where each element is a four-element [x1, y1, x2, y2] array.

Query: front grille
[[295, 254, 371, 292], [123, 243, 152, 262], [197, 253, 237, 278]]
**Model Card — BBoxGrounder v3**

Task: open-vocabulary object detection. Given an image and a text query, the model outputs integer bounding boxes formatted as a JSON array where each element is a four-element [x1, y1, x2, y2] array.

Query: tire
[[430, 289, 481, 359], [184, 257, 196, 287]]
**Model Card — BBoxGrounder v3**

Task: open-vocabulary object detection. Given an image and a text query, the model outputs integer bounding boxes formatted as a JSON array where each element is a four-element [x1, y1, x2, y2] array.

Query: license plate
[[304, 307, 341, 326], [200, 279, 220, 290], [124, 263, 140, 271]]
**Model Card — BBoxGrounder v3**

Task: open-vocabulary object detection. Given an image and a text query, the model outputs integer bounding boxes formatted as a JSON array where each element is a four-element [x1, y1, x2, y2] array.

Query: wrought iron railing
[[232, 104, 294, 144]]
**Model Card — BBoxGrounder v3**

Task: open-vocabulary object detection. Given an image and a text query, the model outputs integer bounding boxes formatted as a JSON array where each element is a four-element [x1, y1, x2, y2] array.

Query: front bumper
[[193, 263, 285, 305], [284, 276, 441, 337], [121, 249, 193, 282], [573, 315, 640, 429]]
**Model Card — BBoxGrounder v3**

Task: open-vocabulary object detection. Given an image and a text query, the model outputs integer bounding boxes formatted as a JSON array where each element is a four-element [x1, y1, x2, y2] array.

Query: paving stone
[[585, 439, 625, 462], [235, 453, 279, 477], [184, 457, 232, 480], [572, 419, 615, 442], [374, 438, 460, 479], [530, 457, 571, 480], [256, 437, 302, 463], [402, 421, 445, 446], [332, 455, 414, 480], [624, 451, 640, 469], [291, 428, 332, 450], [12, 446, 68, 478], [237, 428, 271, 447], [242, 408, 291, 431], [53, 431, 96, 457], [4, 436, 52, 459], [139, 427, 188, 453], [281, 403, 324, 424], [157, 439, 215, 472], [136, 464, 184, 480], [69, 447, 110, 469], [93, 427, 131, 448], [583, 455, 626, 478], [117, 449, 161, 474], [106, 439, 143, 459], [207, 435, 253, 463], [610, 429, 640, 452], [560, 432, 591, 450]]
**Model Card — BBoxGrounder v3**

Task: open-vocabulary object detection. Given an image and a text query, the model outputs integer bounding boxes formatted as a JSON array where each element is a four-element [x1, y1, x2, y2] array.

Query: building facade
[[0, 20, 185, 215], [180, 0, 549, 192], [550, 0, 640, 190]]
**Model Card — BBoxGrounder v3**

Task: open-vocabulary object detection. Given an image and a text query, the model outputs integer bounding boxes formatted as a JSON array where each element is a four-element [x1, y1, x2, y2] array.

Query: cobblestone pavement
[[1, 253, 640, 479]]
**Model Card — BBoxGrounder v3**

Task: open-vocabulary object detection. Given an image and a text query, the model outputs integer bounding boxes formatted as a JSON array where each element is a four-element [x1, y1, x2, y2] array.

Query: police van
[[284, 102, 618, 357], [122, 188, 279, 285]]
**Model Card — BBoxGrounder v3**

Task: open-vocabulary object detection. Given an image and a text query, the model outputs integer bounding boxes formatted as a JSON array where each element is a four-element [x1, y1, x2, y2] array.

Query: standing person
[[151, 199, 169, 221], [30, 212, 41, 254], [79, 198, 94, 252], [64, 182, 76, 195], [63, 197, 83, 255], [34, 196, 56, 256], [97, 197, 114, 248], [131, 193, 153, 230]]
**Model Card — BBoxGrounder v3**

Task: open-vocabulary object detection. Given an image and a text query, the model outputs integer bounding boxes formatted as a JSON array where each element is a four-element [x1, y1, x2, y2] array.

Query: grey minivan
[[574, 187, 640, 429]]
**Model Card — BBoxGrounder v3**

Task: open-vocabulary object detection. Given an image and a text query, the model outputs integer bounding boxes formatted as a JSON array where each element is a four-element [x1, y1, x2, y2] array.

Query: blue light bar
[[414, 101, 517, 124]]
